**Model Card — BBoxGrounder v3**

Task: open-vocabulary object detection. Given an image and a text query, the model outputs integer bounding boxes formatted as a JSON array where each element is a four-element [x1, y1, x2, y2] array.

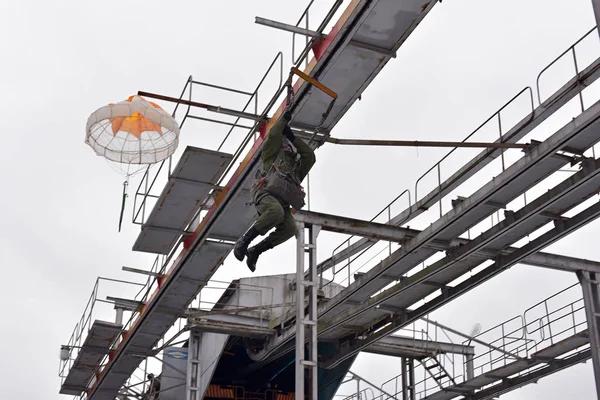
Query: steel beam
[[522, 252, 600, 273], [295, 222, 306, 400], [137, 90, 265, 122], [254, 16, 397, 58], [293, 210, 415, 242], [185, 319, 273, 338], [366, 335, 474, 357], [593, 1, 600, 37], [255, 16, 324, 38], [578, 270, 600, 399], [323, 199, 600, 369], [325, 137, 530, 149], [188, 312, 475, 357]]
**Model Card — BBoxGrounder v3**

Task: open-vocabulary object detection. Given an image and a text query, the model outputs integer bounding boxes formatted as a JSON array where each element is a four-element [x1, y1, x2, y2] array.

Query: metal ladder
[[419, 356, 456, 389]]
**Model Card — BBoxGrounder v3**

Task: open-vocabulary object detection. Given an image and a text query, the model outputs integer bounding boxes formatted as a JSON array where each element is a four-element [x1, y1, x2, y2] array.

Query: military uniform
[[234, 112, 316, 271]]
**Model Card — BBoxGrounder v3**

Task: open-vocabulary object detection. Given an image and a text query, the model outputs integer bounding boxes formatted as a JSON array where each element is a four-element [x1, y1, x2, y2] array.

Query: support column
[[578, 270, 600, 399], [295, 222, 321, 400], [401, 357, 409, 400], [592, 0, 600, 36], [295, 222, 306, 400], [465, 354, 474, 380], [408, 358, 416, 400], [309, 224, 320, 400], [186, 330, 201, 400]]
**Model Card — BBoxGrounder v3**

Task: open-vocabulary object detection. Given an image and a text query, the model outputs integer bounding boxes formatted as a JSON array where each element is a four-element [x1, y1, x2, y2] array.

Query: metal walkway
[[70, 1, 442, 399]]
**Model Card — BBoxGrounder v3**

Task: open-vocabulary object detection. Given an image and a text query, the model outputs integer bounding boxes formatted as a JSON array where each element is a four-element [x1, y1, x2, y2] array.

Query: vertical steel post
[[408, 358, 416, 400], [309, 225, 320, 400], [296, 222, 306, 400], [401, 357, 409, 400], [465, 354, 474, 380], [578, 271, 600, 399], [186, 330, 200, 400], [592, 0, 600, 36], [114, 307, 124, 326], [295, 221, 320, 400]]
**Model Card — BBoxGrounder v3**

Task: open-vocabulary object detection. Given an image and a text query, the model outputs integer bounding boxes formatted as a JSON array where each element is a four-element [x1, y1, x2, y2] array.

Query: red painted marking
[[312, 25, 339, 61], [259, 121, 267, 139], [183, 233, 195, 249]]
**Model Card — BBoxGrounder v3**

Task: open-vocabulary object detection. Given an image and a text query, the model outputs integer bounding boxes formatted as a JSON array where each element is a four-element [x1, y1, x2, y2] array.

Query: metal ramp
[[133, 145, 233, 255], [83, 1, 442, 399], [59, 320, 122, 396]]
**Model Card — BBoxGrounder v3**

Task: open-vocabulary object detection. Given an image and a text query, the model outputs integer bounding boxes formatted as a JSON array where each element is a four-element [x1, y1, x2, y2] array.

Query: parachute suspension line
[[118, 166, 132, 233]]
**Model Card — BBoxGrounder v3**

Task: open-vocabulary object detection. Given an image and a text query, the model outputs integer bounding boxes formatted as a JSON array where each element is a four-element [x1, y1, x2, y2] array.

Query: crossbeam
[[188, 319, 274, 338], [293, 210, 600, 277], [293, 210, 414, 242], [369, 335, 475, 357], [255, 16, 396, 58], [326, 137, 530, 149], [188, 313, 474, 356]]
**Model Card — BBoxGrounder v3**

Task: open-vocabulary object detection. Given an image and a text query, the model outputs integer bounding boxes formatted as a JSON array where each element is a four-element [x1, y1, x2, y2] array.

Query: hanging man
[[234, 109, 316, 272]]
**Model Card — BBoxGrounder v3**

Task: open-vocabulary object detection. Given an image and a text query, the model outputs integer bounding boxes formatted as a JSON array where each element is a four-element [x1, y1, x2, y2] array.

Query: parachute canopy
[[86, 95, 180, 165]]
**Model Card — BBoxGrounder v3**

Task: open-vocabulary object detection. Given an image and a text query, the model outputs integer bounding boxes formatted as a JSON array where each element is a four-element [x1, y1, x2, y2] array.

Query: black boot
[[234, 227, 259, 261], [246, 239, 273, 272]]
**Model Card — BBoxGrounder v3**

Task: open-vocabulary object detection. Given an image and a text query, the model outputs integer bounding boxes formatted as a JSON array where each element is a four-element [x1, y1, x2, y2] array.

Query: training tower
[[58, 1, 600, 399]]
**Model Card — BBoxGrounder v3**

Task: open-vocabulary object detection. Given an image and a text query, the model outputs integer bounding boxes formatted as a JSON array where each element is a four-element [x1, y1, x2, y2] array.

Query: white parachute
[[85, 95, 180, 166]]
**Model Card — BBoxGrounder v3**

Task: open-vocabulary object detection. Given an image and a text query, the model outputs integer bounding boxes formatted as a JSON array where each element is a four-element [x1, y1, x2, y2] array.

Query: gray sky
[[2, 0, 600, 398]]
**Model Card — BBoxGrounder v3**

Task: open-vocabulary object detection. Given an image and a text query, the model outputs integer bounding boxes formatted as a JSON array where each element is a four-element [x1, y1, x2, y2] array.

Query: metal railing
[[414, 86, 535, 213], [380, 322, 465, 400], [58, 277, 146, 388], [321, 25, 600, 291], [362, 284, 588, 400], [537, 26, 599, 110], [131, 50, 285, 229], [291, 0, 344, 68], [457, 284, 584, 388], [327, 189, 411, 287], [341, 387, 376, 400]]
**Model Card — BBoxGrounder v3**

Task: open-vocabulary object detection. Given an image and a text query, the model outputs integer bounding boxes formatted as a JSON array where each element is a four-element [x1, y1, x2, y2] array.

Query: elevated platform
[[133, 146, 232, 255], [422, 331, 591, 400], [85, 1, 441, 399], [60, 320, 122, 396]]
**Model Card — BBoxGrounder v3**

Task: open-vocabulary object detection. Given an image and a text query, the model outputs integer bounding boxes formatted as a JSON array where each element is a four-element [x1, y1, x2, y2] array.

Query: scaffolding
[[57, 1, 600, 400]]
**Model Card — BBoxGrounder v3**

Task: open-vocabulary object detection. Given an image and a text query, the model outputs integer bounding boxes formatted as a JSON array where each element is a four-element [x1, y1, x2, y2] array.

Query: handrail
[[414, 86, 535, 205], [328, 189, 411, 286], [536, 26, 598, 108], [217, 51, 284, 153], [130, 51, 284, 229], [58, 277, 146, 387], [292, 0, 344, 68]]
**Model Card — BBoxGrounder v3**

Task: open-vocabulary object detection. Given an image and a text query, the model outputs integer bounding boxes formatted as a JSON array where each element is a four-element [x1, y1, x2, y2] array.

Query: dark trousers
[[252, 193, 297, 246]]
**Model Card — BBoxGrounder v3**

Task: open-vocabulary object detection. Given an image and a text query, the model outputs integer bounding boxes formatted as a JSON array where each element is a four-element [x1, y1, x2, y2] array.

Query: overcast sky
[[2, 0, 600, 399]]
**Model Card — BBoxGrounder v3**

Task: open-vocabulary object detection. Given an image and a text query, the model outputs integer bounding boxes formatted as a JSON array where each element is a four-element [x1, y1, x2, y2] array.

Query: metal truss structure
[[57, 1, 600, 400]]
